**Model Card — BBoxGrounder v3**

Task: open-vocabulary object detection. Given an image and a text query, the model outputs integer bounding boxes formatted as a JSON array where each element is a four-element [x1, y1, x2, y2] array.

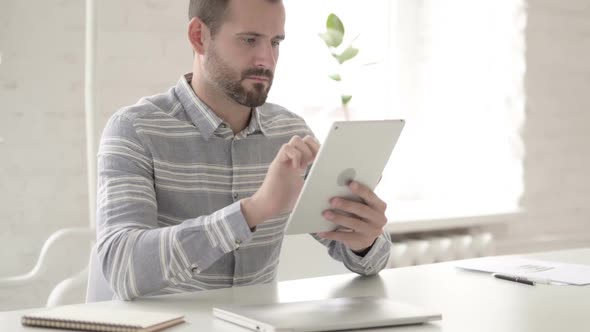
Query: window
[[268, 0, 526, 223]]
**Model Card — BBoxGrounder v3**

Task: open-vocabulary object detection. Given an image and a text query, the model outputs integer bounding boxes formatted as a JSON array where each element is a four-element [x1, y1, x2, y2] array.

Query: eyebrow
[[236, 32, 285, 40]]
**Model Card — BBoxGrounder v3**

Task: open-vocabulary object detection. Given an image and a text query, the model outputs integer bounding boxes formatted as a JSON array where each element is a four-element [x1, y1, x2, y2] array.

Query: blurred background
[[1, 0, 589, 311]]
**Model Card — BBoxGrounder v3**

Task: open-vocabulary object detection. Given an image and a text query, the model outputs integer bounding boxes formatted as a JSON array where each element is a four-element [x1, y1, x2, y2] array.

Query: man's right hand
[[241, 135, 320, 228]]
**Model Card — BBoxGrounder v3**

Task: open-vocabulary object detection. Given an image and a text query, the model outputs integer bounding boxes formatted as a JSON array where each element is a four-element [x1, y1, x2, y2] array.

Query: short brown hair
[[188, 0, 280, 36], [188, 0, 229, 36]]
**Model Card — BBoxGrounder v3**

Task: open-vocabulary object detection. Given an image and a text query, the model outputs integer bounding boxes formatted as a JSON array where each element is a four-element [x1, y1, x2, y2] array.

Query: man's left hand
[[318, 181, 388, 254]]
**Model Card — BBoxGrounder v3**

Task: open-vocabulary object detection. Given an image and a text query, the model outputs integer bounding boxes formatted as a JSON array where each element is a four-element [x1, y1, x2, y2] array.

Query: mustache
[[242, 68, 274, 80]]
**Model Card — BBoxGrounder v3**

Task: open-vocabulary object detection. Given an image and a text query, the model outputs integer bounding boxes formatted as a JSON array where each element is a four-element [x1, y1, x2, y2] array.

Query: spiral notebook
[[21, 305, 184, 332]]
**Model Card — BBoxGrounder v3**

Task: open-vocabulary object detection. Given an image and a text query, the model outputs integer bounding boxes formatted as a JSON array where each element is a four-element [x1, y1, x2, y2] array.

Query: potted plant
[[318, 13, 359, 121]]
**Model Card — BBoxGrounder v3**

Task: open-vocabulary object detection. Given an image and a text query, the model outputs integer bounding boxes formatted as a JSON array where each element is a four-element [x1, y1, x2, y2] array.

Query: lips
[[246, 76, 270, 82]]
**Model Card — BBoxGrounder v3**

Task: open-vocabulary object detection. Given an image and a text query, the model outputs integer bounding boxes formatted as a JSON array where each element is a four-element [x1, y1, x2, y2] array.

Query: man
[[92, 0, 391, 301]]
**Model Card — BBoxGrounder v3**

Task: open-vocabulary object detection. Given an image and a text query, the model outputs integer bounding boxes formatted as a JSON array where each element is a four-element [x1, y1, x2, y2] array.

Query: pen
[[493, 273, 535, 286]]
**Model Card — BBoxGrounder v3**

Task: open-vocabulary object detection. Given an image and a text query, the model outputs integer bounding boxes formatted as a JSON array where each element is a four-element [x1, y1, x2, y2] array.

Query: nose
[[254, 41, 277, 69]]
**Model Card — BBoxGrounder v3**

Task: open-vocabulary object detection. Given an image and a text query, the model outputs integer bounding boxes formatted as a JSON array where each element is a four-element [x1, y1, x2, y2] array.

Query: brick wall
[[0, 0, 190, 311], [495, 0, 590, 253], [0, 0, 88, 310]]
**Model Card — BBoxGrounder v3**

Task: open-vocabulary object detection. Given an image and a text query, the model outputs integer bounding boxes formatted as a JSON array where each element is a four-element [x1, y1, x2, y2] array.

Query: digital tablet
[[285, 119, 404, 235]]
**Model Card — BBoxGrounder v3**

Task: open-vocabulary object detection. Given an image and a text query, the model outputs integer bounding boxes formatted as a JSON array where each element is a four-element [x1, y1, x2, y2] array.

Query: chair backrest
[[0, 227, 95, 309], [86, 245, 115, 302]]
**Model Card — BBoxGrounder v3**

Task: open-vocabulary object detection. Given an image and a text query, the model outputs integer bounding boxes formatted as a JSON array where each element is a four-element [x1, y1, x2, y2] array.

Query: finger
[[323, 210, 373, 236], [302, 135, 320, 157], [348, 181, 388, 213], [289, 136, 314, 167], [288, 136, 312, 166], [330, 197, 387, 227], [317, 230, 358, 246], [281, 145, 302, 169], [317, 230, 376, 252]]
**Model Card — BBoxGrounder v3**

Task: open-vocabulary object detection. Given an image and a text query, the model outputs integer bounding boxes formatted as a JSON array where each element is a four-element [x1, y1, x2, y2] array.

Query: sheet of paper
[[455, 256, 590, 285]]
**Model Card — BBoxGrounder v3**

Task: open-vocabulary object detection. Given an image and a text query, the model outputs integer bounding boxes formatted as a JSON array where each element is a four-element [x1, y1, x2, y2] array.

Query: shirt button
[[235, 239, 242, 245], [220, 123, 227, 128], [191, 266, 199, 274], [233, 193, 239, 200]]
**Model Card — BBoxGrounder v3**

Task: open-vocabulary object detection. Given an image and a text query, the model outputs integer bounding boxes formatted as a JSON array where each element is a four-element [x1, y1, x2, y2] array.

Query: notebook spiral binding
[[22, 316, 142, 332]]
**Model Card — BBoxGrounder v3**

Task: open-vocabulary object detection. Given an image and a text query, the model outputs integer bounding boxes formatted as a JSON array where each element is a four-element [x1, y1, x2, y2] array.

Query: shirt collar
[[174, 73, 267, 139], [246, 107, 267, 136]]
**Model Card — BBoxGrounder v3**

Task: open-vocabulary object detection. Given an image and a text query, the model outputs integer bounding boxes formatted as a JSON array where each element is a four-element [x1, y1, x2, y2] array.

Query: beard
[[204, 45, 274, 107]]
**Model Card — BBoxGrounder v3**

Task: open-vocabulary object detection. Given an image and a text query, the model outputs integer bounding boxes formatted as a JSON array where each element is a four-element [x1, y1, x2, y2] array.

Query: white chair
[[86, 245, 115, 302], [47, 265, 90, 307], [0, 227, 95, 307]]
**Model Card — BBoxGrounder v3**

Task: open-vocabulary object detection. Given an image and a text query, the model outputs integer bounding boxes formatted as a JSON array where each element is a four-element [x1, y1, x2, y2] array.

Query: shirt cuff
[[345, 234, 390, 270], [178, 200, 254, 274], [214, 200, 254, 252]]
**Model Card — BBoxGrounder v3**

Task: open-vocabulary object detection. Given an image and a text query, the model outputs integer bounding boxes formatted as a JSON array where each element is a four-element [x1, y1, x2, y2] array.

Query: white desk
[[2, 248, 589, 331]]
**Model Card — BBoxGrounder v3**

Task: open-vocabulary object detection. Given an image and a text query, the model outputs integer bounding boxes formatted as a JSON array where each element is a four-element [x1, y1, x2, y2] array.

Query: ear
[[188, 17, 210, 55]]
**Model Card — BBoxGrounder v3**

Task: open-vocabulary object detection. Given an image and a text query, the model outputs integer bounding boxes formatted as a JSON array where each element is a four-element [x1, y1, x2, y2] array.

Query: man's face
[[203, 0, 285, 107]]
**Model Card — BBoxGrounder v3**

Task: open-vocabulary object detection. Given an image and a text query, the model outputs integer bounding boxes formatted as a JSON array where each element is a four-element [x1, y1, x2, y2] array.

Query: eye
[[271, 40, 281, 47], [242, 37, 256, 45]]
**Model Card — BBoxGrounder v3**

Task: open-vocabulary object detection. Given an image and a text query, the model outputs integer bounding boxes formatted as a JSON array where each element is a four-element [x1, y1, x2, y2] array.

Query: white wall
[[1, 0, 589, 311]]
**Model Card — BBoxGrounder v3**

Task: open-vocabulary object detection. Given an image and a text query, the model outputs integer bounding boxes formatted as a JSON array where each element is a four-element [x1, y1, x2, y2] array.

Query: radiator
[[387, 231, 495, 268]]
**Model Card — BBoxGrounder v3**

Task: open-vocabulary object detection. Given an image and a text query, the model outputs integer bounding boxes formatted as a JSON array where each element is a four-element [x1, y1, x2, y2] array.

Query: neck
[[190, 71, 252, 135]]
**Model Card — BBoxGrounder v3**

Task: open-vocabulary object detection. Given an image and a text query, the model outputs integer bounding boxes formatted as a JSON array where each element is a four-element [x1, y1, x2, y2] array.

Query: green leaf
[[329, 73, 342, 81], [341, 95, 352, 106], [326, 13, 345, 36], [333, 46, 359, 64], [318, 29, 343, 48]]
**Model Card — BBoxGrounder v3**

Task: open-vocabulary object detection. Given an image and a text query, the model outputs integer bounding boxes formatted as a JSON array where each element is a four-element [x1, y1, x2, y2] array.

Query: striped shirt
[[95, 73, 392, 300]]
